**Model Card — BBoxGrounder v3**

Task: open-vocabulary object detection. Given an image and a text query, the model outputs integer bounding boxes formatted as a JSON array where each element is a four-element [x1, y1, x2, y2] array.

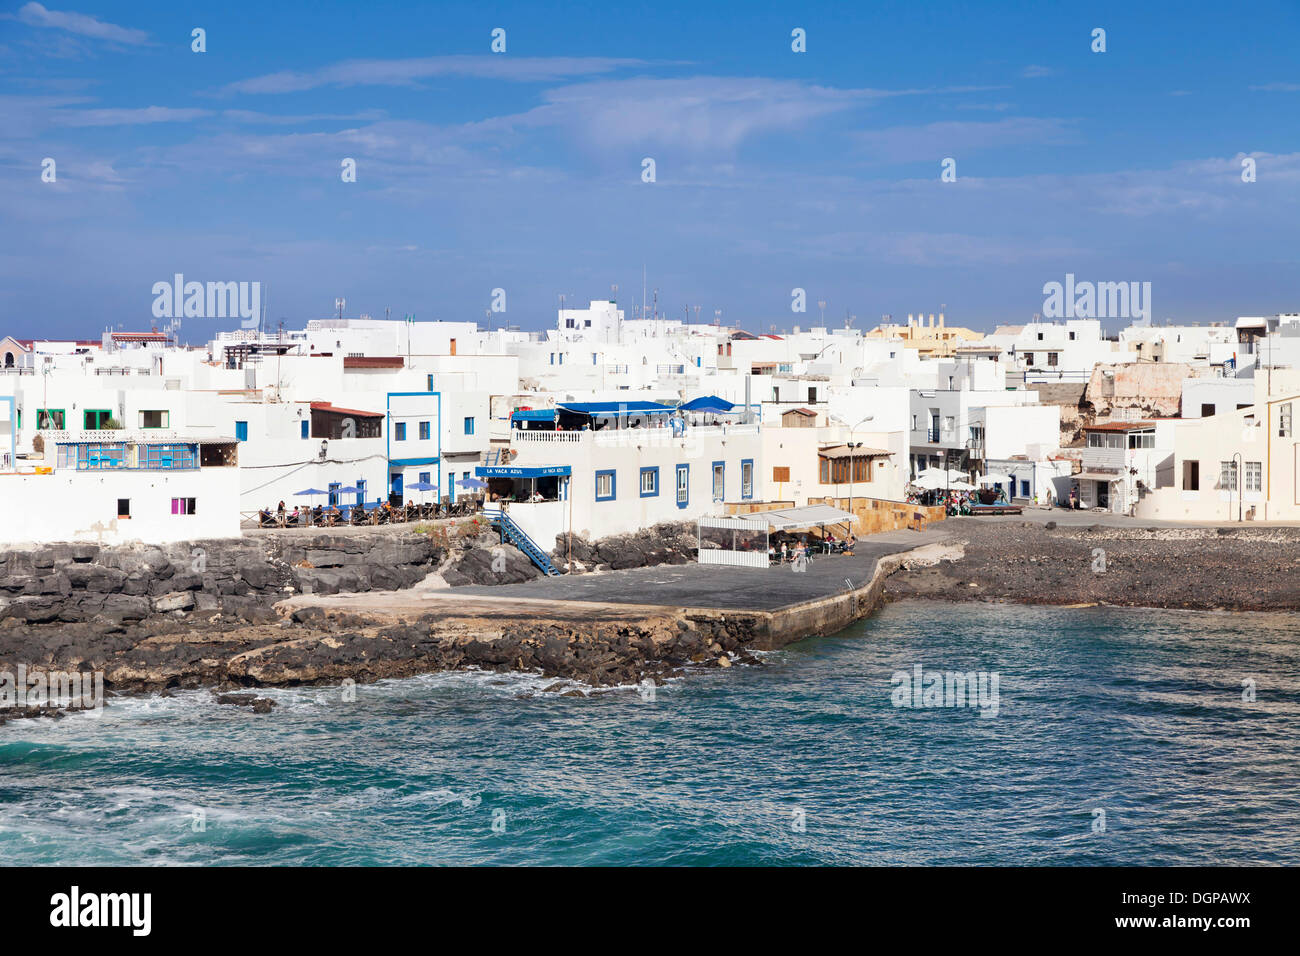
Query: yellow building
[[863, 312, 984, 358]]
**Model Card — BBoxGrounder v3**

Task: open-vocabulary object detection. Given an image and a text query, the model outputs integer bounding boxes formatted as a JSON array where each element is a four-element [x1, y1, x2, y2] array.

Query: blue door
[[391, 472, 403, 500]]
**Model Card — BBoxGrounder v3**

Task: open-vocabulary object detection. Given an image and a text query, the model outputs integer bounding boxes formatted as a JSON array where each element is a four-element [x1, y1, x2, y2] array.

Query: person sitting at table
[[286, 506, 300, 527], [312, 504, 323, 525], [843, 533, 856, 554], [352, 502, 367, 524], [259, 506, 273, 528]]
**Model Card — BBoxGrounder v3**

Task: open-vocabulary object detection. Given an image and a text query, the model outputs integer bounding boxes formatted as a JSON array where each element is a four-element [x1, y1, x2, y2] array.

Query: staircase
[[482, 508, 560, 576]]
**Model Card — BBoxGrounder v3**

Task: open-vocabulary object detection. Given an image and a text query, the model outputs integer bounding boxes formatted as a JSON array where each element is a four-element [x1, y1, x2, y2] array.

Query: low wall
[[687, 544, 927, 651], [809, 496, 946, 534]]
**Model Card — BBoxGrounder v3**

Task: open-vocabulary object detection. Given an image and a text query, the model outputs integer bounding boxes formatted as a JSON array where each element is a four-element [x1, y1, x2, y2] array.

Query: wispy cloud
[[12, 2, 149, 45], [1020, 65, 1056, 79], [852, 117, 1075, 163], [216, 55, 647, 95], [1249, 82, 1300, 92], [52, 106, 212, 127]]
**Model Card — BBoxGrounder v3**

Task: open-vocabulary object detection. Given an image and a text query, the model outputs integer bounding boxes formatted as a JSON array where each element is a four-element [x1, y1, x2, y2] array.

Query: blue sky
[[2, 0, 1298, 340]]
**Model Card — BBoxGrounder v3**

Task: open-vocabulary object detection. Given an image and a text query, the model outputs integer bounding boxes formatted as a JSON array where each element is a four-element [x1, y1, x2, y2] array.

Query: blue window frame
[[676, 463, 689, 508], [300, 420, 309, 439], [419, 471, 431, 484], [427, 374, 434, 391], [395, 422, 407, 441], [328, 482, 341, 507], [711, 461, 725, 501], [419, 420, 430, 440], [639, 466, 659, 498], [595, 469, 616, 502], [355, 479, 366, 506], [463, 416, 474, 435], [741, 459, 754, 500], [235, 420, 248, 442]]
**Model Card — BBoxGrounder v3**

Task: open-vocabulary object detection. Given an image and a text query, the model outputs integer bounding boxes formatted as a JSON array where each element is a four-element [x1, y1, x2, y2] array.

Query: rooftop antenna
[[641, 264, 647, 323], [652, 288, 658, 320], [714, 308, 722, 328], [694, 305, 701, 324], [335, 297, 346, 322]]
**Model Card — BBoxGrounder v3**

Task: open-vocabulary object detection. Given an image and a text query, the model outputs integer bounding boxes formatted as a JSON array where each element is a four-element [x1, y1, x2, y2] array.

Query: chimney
[[929, 313, 936, 328], [939, 312, 945, 328], [907, 313, 914, 328]]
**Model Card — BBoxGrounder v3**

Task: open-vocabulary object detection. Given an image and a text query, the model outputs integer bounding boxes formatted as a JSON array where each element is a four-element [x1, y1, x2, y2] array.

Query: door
[[1097, 481, 1109, 509], [390, 472, 403, 505]]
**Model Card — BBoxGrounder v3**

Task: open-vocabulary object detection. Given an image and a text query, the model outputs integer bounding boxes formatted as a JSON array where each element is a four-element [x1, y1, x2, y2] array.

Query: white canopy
[[978, 473, 1014, 485], [746, 504, 857, 530], [948, 480, 977, 492]]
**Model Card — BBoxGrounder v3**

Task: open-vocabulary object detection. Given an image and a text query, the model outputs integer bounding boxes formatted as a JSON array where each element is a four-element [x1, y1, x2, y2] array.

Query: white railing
[[512, 430, 583, 443], [39, 428, 185, 443]]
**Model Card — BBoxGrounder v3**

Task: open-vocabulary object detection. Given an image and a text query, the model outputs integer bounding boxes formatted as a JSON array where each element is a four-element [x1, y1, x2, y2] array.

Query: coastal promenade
[[282, 527, 947, 650], [450, 529, 940, 611]]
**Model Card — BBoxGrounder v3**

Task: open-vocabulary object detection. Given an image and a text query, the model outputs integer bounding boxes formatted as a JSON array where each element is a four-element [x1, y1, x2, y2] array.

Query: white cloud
[[853, 117, 1075, 163], [217, 56, 647, 95], [14, 2, 149, 45], [52, 106, 212, 127]]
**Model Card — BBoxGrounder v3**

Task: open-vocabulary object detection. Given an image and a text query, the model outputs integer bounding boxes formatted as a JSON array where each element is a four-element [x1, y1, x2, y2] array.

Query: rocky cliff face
[[554, 522, 697, 572]]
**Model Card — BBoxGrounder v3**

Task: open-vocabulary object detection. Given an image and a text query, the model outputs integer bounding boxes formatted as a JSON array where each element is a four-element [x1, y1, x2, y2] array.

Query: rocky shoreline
[[0, 521, 749, 717], [883, 518, 1300, 612]]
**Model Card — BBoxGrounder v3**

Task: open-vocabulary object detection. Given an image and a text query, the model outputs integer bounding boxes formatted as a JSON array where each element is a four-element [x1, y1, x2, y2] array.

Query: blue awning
[[511, 409, 555, 421], [680, 395, 735, 412], [476, 465, 572, 478], [558, 401, 675, 416]]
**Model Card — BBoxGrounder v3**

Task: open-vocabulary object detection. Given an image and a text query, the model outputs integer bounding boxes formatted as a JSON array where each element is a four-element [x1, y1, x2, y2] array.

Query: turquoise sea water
[[3, 600, 1299, 865]]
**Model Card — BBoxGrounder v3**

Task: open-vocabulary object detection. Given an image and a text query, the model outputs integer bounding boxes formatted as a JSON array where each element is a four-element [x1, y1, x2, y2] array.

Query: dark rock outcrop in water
[[884, 519, 1300, 611]]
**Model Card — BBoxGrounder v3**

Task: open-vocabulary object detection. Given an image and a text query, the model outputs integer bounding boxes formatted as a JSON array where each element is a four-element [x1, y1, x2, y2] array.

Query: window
[[639, 466, 659, 497], [712, 462, 725, 501], [1219, 460, 1238, 491], [395, 422, 407, 441], [37, 408, 65, 429], [419, 471, 431, 485], [427, 374, 434, 391], [1280, 403, 1292, 438], [84, 409, 113, 429], [301, 420, 309, 439], [773, 466, 790, 482], [593, 353, 598, 365], [1037, 332, 1044, 341], [117, 498, 130, 519], [1048, 352, 1059, 367], [1182, 460, 1199, 491], [1200, 403, 1215, 418], [139, 409, 169, 428], [676, 464, 689, 508], [1127, 429, 1155, 449], [1245, 461, 1262, 493], [820, 457, 870, 484], [1023, 352, 1034, 366], [1069, 331, 1076, 341], [171, 497, 196, 515], [235, 420, 248, 442], [741, 460, 754, 500], [463, 417, 474, 436], [595, 470, 616, 501], [419, 421, 431, 440]]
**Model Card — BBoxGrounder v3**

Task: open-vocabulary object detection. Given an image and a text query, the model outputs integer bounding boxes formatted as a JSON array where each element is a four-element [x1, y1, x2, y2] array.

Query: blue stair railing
[[482, 508, 560, 576]]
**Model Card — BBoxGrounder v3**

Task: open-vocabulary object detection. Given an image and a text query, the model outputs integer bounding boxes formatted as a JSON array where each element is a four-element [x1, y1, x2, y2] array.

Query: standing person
[[1069, 487, 1078, 510]]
